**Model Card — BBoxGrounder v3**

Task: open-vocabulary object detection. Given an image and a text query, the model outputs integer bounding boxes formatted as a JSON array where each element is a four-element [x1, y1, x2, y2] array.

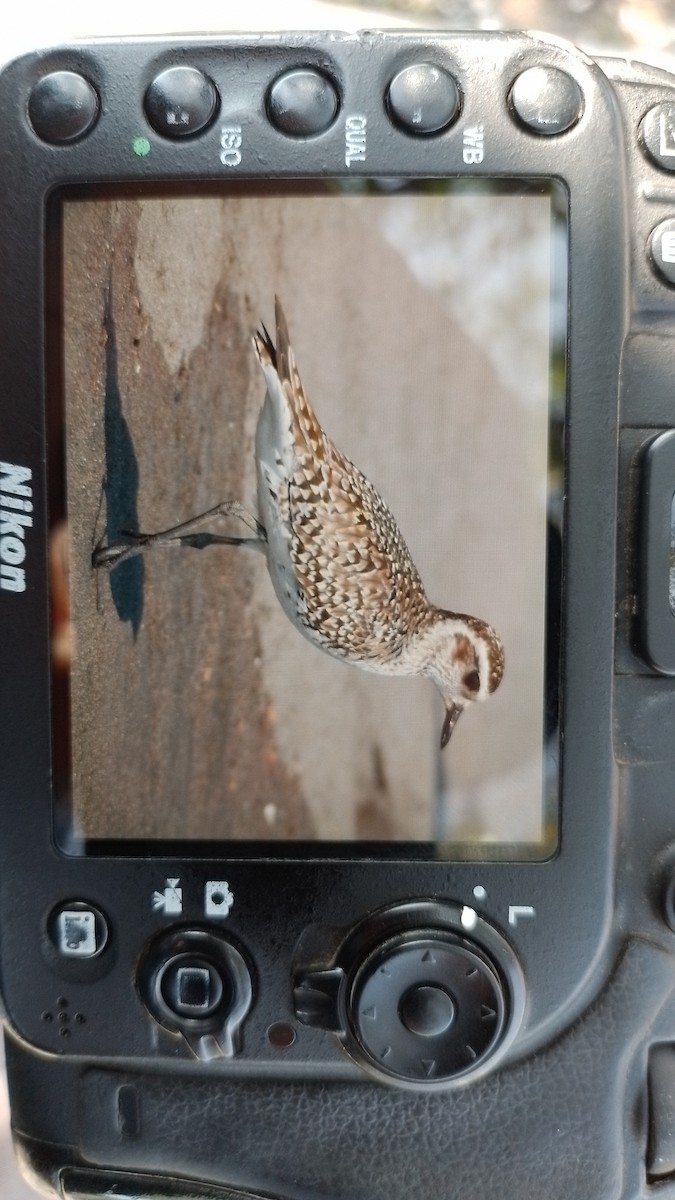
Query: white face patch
[[472, 638, 493, 702]]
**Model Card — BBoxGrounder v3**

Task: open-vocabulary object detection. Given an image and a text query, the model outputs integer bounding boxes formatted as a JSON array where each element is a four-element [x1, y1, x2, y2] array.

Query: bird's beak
[[440, 703, 462, 749]]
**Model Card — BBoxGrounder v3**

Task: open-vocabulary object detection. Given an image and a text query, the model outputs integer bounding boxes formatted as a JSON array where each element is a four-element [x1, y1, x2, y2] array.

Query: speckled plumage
[[94, 299, 504, 747], [252, 299, 504, 744], [253, 306, 428, 668]]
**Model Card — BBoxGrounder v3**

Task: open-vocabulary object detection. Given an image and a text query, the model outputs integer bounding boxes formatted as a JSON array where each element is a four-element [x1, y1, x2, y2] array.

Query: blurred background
[[3, 0, 674, 1195]]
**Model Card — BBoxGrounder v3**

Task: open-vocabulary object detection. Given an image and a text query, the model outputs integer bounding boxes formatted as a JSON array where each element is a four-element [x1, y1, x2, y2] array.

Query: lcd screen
[[48, 179, 566, 857]]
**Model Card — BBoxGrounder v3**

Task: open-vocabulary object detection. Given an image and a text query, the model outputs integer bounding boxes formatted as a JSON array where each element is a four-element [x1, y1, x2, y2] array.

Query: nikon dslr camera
[[2, 25, 675, 1200]]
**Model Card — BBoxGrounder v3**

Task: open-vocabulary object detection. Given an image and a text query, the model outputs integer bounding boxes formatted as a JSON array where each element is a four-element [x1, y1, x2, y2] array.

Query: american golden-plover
[[95, 298, 504, 746]]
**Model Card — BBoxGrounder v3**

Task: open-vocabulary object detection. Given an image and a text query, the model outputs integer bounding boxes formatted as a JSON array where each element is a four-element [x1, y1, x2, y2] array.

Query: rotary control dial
[[350, 932, 505, 1083], [293, 899, 524, 1087]]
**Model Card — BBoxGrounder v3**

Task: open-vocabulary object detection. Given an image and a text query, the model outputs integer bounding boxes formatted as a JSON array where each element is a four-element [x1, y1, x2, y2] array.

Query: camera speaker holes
[[41, 996, 87, 1032]]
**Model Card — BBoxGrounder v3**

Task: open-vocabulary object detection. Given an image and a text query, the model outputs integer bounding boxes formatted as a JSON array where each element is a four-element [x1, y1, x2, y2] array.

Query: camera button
[[640, 103, 675, 172], [267, 69, 339, 137], [508, 66, 583, 135], [28, 71, 99, 144], [386, 63, 460, 135], [144, 67, 218, 139]]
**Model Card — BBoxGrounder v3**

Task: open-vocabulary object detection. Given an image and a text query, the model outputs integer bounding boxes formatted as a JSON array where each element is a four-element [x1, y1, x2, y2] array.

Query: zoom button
[[144, 67, 218, 138]]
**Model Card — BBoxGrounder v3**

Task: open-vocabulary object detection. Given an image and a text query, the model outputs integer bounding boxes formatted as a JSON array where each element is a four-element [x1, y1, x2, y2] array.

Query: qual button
[[509, 66, 583, 136], [387, 63, 460, 135], [267, 69, 339, 138], [28, 71, 99, 144], [144, 66, 218, 139]]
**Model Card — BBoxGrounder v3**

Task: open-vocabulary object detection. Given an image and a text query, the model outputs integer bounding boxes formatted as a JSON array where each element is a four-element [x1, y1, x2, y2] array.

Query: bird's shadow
[[97, 280, 144, 637]]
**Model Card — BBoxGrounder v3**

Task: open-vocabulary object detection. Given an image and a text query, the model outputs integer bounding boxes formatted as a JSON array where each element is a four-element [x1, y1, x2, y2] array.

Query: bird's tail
[[252, 298, 326, 461]]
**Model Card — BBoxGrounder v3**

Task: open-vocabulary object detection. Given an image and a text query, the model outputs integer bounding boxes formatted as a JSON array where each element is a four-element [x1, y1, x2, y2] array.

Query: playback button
[[648, 218, 675, 286], [28, 71, 100, 144]]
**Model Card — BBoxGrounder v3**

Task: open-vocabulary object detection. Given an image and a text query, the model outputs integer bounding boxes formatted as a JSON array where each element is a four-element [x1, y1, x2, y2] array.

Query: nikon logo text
[[1, 462, 33, 593]]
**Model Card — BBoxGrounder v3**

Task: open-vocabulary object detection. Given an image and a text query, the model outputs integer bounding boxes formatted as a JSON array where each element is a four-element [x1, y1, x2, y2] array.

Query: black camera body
[[2, 26, 675, 1200]]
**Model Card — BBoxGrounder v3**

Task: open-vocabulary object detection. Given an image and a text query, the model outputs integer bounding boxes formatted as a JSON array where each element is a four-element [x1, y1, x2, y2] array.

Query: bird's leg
[[92, 501, 267, 569], [206, 501, 267, 540]]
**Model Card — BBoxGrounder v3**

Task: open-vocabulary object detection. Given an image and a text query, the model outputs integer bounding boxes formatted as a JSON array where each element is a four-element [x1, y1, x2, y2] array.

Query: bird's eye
[[462, 669, 480, 696]]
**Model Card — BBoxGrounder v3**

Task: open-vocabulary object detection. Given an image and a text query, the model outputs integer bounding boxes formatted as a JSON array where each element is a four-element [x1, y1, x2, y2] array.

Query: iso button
[[649, 219, 675, 286], [387, 64, 460, 135], [267, 69, 339, 137], [145, 66, 219, 138]]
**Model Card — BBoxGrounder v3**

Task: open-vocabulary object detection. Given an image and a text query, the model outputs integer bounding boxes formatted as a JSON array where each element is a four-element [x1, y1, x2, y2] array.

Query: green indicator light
[[132, 136, 151, 158]]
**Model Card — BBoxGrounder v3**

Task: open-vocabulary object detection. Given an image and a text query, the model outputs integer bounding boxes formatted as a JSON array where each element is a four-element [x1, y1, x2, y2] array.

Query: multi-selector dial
[[138, 927, 253, 1060], [351, 931, 505, 1083], [294, 900, 524, 1087]]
